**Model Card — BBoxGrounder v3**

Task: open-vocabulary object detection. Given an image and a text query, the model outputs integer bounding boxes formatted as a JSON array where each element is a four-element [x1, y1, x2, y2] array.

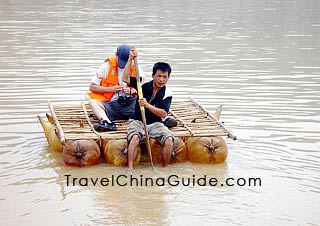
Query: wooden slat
[[169, 109, 193, 136]]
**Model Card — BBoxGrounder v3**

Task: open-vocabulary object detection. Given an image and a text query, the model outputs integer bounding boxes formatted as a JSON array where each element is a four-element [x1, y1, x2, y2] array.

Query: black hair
[[152, 62, 172, 76]]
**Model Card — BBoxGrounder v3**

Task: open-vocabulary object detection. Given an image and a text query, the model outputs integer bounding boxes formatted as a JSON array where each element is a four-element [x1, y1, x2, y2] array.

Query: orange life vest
[[88, 56, 136, 102]]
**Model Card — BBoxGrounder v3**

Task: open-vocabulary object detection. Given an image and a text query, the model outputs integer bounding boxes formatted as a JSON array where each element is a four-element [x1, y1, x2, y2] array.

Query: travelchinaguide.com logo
[[64, 174, 262, 187]]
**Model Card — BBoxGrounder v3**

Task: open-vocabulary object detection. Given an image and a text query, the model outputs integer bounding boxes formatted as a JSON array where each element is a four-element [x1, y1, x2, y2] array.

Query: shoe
[[163, 117, 178, 128], [94, 120, 117, 131]]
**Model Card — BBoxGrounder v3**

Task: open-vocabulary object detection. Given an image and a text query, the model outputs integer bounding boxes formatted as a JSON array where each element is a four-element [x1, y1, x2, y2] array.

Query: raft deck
[[48, 97, 236, 144]]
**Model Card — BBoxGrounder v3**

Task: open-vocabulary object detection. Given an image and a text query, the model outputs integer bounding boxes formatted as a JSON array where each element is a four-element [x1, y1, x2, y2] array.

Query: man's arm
[[144, 102, 168, 118], [122, 47, 137, 85], [122, 60, 131, 85], [89, 83, 122, 93], [139, 96, 172, 119], [89, 62, 123, 93]]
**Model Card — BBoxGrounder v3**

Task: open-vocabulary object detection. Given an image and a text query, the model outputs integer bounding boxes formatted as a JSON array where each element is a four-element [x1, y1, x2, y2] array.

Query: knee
[[129, 135, 140, 146], [89, 99, 102, 108], [89, 99, 97, 107], [164, 137, 173, 147]]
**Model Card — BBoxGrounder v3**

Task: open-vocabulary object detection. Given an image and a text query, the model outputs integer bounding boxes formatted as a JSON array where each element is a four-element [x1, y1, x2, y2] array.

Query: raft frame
[[48, 97, 236, 144]]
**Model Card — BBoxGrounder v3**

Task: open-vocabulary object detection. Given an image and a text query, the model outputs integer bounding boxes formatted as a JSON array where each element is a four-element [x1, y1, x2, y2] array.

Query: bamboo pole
[[48, 100, 66, 145], [134, 56, 154, 170], [81, 102, 101, 139]]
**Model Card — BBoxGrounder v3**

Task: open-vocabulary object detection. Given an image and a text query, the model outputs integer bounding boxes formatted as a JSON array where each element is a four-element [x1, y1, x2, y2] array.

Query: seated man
[[122, 47, 174, 169], [88, 44, 145, 131]]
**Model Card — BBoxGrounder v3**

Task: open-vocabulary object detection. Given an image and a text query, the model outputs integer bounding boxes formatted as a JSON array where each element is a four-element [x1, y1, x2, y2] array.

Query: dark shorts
[[103, 96, 136, 121]]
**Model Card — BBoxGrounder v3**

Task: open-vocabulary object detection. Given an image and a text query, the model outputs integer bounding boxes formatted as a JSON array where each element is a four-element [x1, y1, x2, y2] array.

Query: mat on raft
[[48, 97, 236, 143]]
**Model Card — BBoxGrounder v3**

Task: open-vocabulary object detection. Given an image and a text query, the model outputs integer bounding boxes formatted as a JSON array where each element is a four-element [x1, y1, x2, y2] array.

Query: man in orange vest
[[88, 45, 145, 131]]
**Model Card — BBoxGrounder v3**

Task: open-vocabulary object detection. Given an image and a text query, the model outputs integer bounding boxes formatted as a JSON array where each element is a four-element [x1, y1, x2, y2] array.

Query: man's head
[[152, 62, 172, 89], [116, 45, 131, 68]]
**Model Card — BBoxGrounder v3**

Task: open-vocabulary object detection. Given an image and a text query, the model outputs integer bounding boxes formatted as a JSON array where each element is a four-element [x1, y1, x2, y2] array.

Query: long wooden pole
[[48, 100, 66, 145], [133, 57, 154, 170]]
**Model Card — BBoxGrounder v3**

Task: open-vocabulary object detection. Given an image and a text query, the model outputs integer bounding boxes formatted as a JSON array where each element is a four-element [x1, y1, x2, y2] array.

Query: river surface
[[0, 0, 319, 225]]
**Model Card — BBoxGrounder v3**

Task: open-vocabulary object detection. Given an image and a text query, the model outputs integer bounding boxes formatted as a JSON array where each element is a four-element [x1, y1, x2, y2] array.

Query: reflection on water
[[0, 0, 319, 225]]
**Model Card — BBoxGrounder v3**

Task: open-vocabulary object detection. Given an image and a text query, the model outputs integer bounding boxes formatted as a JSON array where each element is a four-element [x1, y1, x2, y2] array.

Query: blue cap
[[116, 45, 131, 68]]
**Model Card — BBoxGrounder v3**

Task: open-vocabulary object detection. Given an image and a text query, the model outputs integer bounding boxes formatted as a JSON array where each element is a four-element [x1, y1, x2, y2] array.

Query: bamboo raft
[[48, 97, 236, 144]]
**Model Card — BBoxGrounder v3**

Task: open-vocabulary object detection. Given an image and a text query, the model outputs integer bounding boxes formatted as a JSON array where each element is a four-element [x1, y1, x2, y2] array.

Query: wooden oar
[[133, 57, 154, 170]]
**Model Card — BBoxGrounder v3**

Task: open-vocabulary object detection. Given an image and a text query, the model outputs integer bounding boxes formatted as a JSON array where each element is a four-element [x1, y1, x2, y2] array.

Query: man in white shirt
[[88, 45, 145, 131]]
